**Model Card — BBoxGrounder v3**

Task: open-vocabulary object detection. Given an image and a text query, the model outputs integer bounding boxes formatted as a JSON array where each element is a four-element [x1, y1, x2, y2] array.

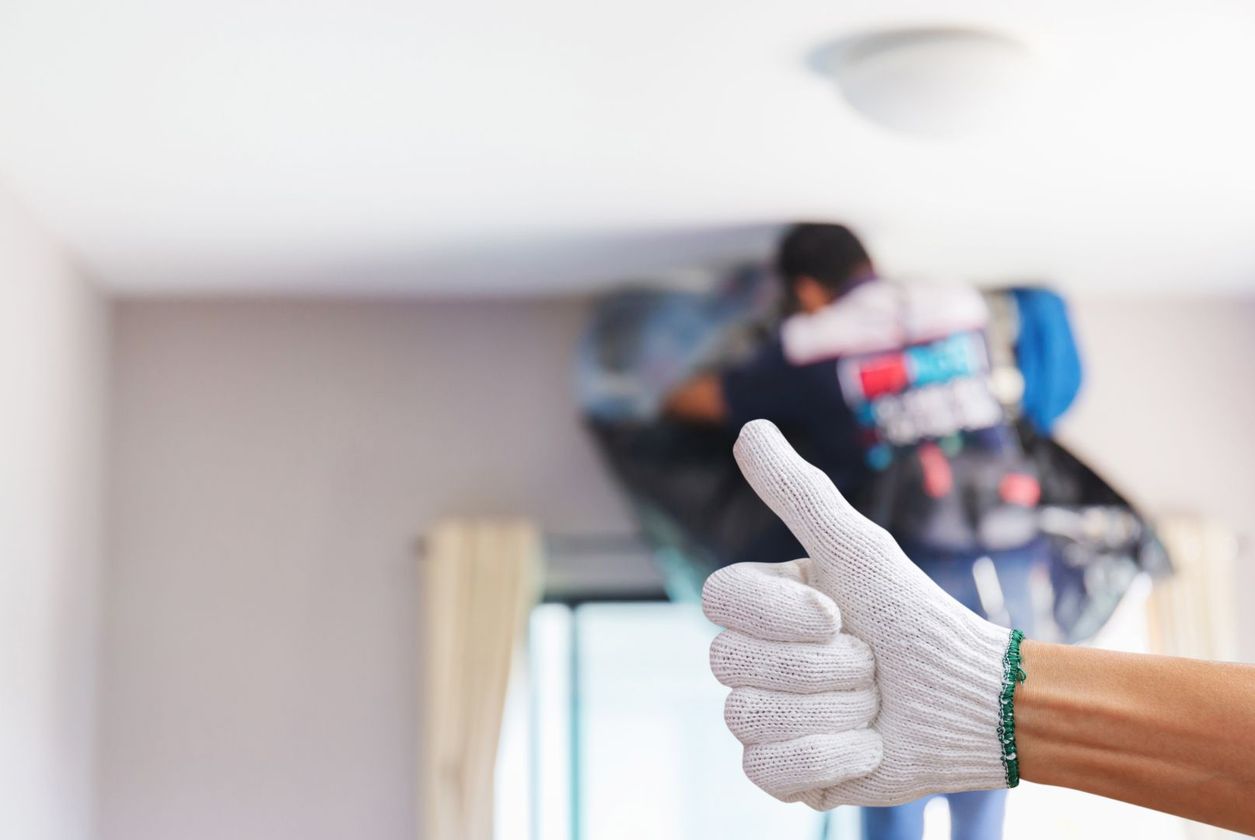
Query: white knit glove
[[702, 420, 1024, 810]]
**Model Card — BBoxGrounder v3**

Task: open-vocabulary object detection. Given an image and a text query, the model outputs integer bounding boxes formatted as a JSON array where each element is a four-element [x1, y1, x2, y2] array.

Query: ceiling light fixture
[[809, 27, 1037, 138]]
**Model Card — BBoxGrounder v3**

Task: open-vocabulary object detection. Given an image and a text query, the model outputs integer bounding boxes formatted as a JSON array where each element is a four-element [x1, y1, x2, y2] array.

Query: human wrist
[[1013, 639, 1084, 787]]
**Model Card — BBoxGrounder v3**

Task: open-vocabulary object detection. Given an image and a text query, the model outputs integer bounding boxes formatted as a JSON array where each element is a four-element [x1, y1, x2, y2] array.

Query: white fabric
[[780, 280, 988, 365], [702, 420, 1012, 809]]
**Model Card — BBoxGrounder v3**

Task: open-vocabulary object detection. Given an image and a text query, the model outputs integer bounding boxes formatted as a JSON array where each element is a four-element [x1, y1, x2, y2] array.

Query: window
[[496, 601, 840, 840]]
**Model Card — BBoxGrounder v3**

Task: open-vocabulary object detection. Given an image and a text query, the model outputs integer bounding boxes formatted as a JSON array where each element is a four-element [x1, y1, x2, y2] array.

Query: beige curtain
[[420, 519, 543, 840], [1148, 515, 1239, 662]]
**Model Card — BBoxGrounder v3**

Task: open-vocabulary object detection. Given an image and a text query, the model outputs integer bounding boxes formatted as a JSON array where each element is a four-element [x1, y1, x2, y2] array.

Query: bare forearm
[[663, 373, 727, 423], [1017, 640, 1255, 834]]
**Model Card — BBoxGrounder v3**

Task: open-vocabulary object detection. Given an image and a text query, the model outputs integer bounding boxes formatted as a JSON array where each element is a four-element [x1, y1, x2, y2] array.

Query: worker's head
[[776, 223, 874, 314]]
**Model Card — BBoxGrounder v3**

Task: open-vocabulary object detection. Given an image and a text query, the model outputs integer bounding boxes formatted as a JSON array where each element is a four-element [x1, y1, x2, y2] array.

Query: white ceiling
[[1, 0, 1253, 295]]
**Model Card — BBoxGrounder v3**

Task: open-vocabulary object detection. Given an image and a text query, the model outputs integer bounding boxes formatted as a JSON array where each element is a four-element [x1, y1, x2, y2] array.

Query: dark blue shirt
[[721, 338, 869, 499]]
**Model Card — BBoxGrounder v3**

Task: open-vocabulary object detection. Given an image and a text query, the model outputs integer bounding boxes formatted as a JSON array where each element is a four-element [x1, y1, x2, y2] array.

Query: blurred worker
[[665, 222, 1048, 840]]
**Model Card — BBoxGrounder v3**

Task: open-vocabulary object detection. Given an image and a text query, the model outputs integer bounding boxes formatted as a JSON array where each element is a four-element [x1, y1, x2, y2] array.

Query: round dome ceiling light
[[808, 27, 1038, 138]]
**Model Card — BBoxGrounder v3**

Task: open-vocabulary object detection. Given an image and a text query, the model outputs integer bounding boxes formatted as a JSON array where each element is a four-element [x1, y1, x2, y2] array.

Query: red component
[[1000, 473, 1041, 507], [918, 443, 953, 498], [858, 353, 909, 398]]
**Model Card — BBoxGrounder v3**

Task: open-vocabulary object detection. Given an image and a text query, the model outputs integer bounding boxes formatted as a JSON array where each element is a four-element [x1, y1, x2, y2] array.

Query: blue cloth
[[1011, 288, 1082, 433], [860, 539, 1048, 840]]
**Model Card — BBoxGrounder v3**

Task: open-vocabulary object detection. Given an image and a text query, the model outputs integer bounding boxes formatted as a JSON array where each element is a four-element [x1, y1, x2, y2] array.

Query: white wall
[[0, 189, 108, 840], [100, 294, 1255, 840], [100, 300, 633, 840]]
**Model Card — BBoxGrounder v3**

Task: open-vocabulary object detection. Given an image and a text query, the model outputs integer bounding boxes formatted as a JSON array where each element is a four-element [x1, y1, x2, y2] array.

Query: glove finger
[[710, 630, 874, 693], [724, 686, 878, 745], [702, 560, 840, 642], [732, 420, 900, 580], [743, 728, 883, 798]]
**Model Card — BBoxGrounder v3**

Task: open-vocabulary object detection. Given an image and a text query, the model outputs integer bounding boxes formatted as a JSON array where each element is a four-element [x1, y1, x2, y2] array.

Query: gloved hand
[[702, 420, 1024, 809]]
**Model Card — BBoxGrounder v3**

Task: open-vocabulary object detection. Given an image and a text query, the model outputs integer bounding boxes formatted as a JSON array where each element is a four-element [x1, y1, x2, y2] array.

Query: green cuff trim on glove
[[998, 629, 1028, 788]]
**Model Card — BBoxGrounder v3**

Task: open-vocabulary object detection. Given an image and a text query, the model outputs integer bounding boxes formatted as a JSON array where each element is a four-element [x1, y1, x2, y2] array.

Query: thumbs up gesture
[[702, 420, 1023, 809]]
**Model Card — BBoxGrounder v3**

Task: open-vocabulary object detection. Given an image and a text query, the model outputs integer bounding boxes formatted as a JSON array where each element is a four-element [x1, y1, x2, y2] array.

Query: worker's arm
[[665, 339, 815, 427], [663, 373, 728, 423], [1018, 641, 1255, 835]]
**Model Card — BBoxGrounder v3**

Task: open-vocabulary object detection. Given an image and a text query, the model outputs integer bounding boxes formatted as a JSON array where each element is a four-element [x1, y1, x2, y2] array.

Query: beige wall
[[100, 294, 1255, 839], [0, 189, 108, 840]]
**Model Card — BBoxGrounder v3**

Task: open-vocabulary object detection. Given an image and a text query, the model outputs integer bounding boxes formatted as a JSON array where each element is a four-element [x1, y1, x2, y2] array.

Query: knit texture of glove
[[702, 420, 1024, 810]]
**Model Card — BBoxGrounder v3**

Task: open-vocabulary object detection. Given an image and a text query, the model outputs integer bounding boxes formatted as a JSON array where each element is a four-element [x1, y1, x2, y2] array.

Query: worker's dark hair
[[775, 223, 872, 295]]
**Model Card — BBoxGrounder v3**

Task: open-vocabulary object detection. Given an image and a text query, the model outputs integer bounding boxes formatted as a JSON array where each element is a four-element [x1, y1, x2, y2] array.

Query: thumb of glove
[[732, 418, 929, 632]]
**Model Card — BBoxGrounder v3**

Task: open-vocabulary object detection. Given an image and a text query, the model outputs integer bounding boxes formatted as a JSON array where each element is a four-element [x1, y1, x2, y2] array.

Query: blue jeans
[[862, 790, 1007, 840], [860, 538, 1048, 840]]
